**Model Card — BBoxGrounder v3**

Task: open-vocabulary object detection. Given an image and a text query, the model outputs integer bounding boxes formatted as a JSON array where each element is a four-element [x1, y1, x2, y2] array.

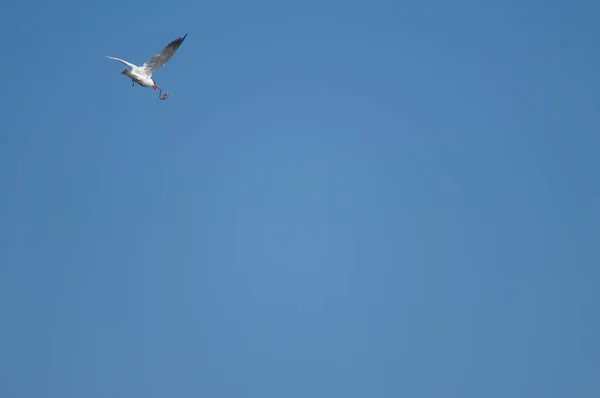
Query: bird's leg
[[132, 80, 134, 87]]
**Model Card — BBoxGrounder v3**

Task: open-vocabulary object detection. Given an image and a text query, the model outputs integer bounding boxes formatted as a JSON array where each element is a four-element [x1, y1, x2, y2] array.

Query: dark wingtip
[[172, 33, 188, 48]]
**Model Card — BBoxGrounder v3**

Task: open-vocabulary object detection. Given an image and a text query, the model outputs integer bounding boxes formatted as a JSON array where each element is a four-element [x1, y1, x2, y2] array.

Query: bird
[[105, 33, 187, 97]]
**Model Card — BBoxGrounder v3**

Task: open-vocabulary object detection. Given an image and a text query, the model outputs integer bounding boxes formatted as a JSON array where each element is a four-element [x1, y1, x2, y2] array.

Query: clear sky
[[1, 0, 598, 397]]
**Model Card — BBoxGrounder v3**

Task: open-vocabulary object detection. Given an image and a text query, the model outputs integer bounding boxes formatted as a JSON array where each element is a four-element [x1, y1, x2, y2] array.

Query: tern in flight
[[105, 33, 187, 99]]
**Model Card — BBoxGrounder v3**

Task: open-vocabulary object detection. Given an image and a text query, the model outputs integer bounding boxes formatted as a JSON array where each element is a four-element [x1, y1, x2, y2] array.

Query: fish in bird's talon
[[105, 33, 187, 100]]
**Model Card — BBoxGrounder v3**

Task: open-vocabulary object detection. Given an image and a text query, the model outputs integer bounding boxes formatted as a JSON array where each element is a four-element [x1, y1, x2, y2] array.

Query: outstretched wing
[[140, 33, 187, 77], [104, 55, 139, 70]]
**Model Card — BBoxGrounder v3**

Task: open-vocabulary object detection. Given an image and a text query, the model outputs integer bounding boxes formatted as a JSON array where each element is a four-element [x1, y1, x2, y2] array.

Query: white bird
[[105, 33, 187, 96]]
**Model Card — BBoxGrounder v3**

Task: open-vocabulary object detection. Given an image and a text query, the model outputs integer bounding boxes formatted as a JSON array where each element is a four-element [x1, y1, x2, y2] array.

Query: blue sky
[[1, 0, 598, 396]]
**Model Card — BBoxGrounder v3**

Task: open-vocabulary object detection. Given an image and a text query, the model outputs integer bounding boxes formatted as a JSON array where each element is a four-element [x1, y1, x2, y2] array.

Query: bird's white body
[[121, 67, 155, 87], [105, 33, 187, 95]]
